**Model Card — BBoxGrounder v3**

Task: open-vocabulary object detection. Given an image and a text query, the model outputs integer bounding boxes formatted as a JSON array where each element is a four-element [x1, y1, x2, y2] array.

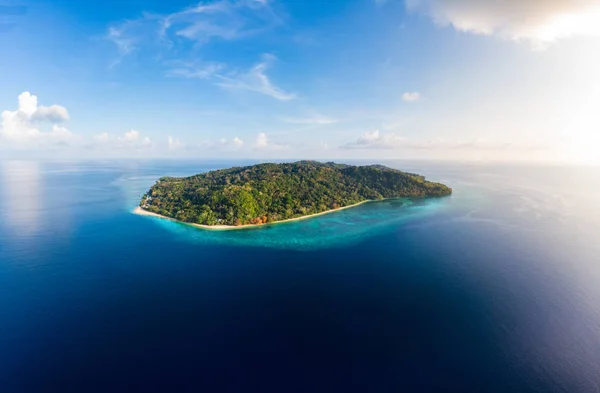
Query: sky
[[1, 0, 599, 163]]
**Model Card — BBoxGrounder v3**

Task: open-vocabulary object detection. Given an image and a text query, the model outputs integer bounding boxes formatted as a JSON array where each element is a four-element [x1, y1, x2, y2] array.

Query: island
[[135, 161, 452, 230]]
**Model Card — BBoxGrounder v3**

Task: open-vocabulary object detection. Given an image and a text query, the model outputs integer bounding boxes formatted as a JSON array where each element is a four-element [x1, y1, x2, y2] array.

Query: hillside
[[139, 161, 452, 226]]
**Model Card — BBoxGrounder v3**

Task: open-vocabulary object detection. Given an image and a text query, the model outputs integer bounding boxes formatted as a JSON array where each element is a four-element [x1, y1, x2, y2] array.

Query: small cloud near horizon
[[402, 92, 421, 102]]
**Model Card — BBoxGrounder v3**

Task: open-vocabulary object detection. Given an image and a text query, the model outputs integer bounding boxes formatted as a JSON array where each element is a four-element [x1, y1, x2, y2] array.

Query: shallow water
[[1, 160, 600, 392]]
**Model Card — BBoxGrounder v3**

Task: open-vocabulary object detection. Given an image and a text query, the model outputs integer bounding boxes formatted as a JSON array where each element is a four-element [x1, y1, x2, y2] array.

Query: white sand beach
[[133, 200, 371, 231]]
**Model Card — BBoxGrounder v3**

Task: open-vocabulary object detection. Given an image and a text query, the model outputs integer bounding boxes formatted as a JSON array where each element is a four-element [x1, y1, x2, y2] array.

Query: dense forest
[[139, 161, 452, 226]]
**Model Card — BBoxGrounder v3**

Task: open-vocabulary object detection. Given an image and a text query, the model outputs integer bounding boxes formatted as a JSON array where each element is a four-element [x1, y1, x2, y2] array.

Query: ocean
[[1, 160, 599, 392]]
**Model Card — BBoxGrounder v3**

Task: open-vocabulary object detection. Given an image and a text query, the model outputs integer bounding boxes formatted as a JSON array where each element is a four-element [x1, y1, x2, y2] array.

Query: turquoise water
[[1, 160, 600, 392], [135, 197, 450, 250]]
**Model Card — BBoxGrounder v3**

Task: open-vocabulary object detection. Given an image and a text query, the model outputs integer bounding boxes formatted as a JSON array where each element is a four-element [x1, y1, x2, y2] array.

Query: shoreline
[[133, 200, 372, 231]]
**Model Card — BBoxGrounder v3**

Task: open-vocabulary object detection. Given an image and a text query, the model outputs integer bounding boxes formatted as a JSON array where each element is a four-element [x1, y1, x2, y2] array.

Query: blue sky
[[1, 0, 600, 162]]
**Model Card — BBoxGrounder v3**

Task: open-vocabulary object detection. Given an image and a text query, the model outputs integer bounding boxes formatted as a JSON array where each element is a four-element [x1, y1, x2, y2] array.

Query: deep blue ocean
[[1, 160, 600, 392]]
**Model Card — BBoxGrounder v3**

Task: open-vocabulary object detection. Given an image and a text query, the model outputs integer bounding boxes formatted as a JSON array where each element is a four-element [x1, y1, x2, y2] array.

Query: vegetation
[[139, 161, 452, 226]]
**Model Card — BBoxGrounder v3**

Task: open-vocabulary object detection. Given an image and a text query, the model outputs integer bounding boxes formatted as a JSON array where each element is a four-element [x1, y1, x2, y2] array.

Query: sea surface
[[1, 160, 600, 392]]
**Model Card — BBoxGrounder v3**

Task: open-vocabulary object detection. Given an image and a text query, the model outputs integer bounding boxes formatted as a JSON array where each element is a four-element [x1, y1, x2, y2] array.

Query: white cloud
[[343, 130, 407, 149], [281, 114, 338, 125], [216, 54, 297, 100], [406, 0, 600, 47], [254, 132, 288, 150], [93, 129, 152, 149], [232, 136, 244, 148], [31, 105, 70, 122], [255, 132, 269, 148], [161, 0, 281, 43], [105, 23, 139, 67], [119, 129, 140, 142], [50, 125, 75, 140], [168, 54, 296, 101], [106, 0, 282, 65], [0, 92, 76, 148], [166, 62, 224, 79], [402, 92, 421, 102], [10, 92, 70, 122], [197, 136, 244, 150], [104, 2, 294, 100], [17, 92, 37, 115], [168, 136, 182, 149], [106, 25, 135, 55], [94, 132, 110, 143]]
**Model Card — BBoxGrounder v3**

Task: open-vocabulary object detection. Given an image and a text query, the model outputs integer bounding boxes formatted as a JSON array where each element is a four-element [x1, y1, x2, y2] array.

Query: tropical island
[[136, 161, 452, 229]]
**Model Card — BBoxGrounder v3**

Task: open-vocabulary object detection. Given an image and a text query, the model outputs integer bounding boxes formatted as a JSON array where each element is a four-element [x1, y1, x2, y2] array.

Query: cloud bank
[[343, 130, 549, 152]]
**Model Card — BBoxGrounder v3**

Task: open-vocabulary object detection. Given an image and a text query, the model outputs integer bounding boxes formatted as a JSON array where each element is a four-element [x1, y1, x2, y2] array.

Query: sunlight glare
[[535, 6, 600, 43], [564, 38, 600, 164]]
